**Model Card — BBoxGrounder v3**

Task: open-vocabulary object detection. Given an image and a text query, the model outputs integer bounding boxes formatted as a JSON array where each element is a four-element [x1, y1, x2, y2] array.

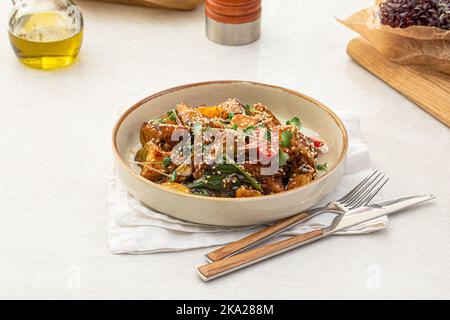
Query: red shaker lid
[[206, 0, 262, 24]]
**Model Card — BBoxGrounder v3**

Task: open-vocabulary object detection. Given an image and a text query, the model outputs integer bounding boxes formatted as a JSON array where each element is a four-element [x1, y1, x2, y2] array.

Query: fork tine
[[344, 173, 387, 209], [349, 176, 390, 209], [337, 170, 378, 203], [341, 171, 383, 205]]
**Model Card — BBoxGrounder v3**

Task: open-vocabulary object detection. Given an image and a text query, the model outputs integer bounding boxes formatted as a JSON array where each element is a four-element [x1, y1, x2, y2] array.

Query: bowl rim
[[112, 80, 348, 202]]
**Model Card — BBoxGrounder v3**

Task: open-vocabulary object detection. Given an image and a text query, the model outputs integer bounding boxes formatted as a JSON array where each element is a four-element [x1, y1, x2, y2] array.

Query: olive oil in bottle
[[8, 1, 83, 70]]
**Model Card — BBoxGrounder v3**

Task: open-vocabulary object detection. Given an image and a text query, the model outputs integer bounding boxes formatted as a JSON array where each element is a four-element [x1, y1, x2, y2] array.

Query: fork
[[205, 170, 389, 262]]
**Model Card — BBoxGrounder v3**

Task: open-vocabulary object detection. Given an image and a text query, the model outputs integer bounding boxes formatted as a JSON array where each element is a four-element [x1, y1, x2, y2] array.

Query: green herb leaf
[[223, 154, 263, 192], [228, 112, 234, 120], [169, 171, 177, 182], [279, 150, 290, 167], [281, 131, 293, 148], [317, 163, 328, 171], [187, 174, 244, 192], [286, 117, 302, 128], [233, 164, 262, 192], [212, 164, 240, 175], [162, 157, 172, 169], [244, 104, 252, 115], [231, 124, 238, 130], [244, 126, 256, 135], [169, 112, 177, 122], [186, 175, 224, 191]]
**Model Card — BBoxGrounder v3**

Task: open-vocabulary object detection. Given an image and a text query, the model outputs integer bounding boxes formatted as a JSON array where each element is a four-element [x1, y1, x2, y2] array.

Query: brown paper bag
[[87, 0, 204, 11], [338, 0, 450, 75]]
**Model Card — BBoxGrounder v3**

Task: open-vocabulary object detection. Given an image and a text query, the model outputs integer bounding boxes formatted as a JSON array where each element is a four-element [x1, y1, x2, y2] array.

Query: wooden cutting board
[[86, 0, 203, 10], [347, 38, 450, 127]]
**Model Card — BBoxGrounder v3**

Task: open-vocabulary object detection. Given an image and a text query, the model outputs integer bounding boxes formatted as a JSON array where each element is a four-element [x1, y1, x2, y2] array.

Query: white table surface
[[1, 0, 449, 300]]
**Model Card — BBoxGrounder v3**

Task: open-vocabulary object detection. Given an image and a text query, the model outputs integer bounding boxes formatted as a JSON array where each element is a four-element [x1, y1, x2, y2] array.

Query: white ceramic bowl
[[113, 81, 348, 226]]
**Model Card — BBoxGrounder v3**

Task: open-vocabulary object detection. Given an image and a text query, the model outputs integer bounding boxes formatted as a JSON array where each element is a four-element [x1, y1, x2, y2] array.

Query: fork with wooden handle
[[199, 229, 327, 281], [198, 194, 435, 281], [206, 171, 388, 262]]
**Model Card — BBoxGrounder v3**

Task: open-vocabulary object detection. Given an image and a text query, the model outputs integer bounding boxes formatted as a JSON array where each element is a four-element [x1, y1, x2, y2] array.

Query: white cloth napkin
[[108, 111, 388, 254]]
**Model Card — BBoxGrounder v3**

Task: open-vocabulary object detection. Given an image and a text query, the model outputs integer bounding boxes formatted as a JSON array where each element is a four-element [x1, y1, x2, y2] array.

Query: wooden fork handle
[[206, 212, 313, 262], [198, 229, 325, 281]]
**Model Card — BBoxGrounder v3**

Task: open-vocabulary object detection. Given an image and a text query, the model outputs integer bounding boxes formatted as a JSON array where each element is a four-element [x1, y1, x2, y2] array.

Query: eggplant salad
[[134, 98, 328, 198]]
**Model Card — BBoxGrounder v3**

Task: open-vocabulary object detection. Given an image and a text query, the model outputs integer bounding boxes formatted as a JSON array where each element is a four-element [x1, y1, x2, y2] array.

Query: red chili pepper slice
[[311, 137, 324, 148]]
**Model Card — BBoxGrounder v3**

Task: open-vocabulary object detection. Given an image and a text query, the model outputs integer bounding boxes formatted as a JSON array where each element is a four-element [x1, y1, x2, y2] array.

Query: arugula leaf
[[317, 163, 329, 171], [281, 131, 293, 148], [279, 150, 290, 167], [286, 117, 302, 128]]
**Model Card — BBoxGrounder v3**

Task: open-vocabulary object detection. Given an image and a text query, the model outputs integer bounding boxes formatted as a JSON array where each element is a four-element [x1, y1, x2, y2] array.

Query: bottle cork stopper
[[206, 0, 262, 24]]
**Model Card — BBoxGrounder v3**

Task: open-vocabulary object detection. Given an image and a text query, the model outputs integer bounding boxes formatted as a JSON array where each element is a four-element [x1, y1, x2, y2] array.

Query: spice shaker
[[206, 0, 261, 46]]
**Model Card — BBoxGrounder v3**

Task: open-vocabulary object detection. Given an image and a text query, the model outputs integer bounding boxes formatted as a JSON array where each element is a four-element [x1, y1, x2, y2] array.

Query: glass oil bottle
[[8, 0, 84, 70]]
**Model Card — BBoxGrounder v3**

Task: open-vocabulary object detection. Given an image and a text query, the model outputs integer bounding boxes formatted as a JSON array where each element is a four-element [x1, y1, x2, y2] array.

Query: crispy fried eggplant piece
[[139, 142, 171, 182], [176, 103, 225, 128], [140, 122, 187, 151], [193, 163, 208, 180], [252, 103, 282, 129], [230, 114, 259, 129], [286, 164, 315, 190], [176, 103, 206, 127], [261, 176, 285, 194], [235, 186, 262, 198], [242, 163, 285, 195], [220, 98, 246, 115], [279, 125, 318, 166]]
